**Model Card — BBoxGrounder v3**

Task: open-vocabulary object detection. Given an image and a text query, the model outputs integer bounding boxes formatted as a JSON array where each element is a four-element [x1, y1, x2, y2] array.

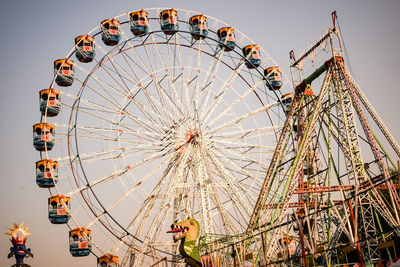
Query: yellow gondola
[[159, 9, 179, 35], [129, 10, 149, 36], [189, 14, 208, 40], [217, 27, 235, 51], [48, 195, 70, 224], [98, 253, 119, 267], [101, 19, 121, 46], [39, 88, 61, 117], [264, 66, 283, 90], [54, 58, 75, 87], [36, 159, 58, 188], [281, 93, 294, 115], [75, 35, 95, 63], [242, 44, 261, 69], [69, 228, 92, 257], [33, 122, 55, 151]]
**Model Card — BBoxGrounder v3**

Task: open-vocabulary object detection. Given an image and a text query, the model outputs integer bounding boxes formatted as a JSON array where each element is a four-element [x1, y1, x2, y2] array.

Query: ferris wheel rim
[[39, 7, 293, 264]]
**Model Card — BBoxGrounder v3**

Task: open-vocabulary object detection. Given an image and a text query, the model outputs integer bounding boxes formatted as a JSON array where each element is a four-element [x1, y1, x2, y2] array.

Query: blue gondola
[[39, 88, 61, 117], [75, 35, 95, 63], [264, 66, 283, 90], [101, 18, 121, 46], [48, 195, 70, 224], [243, 44, 261, 69], [130, 10, 149, 36], [54, 58, 74, 87], [160, 9, 179, 35], [281, 93, 294, 115], [189, 14, 208, 40], [36, 159, 58, 188], [33, 123, 55, 151], [217, 27, 235, 51], [69, 228, 92, 257]]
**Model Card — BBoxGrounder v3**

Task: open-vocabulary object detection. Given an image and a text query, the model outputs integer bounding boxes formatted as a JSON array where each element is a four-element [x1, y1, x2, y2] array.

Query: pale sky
[[1, 0, 399, 266]]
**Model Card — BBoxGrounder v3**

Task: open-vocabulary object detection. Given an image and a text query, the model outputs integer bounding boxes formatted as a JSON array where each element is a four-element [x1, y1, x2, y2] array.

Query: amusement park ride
[[31, 7, 400, 267]]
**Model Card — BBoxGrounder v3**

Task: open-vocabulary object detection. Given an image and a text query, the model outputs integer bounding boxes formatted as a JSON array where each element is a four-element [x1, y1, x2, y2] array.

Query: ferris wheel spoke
[[94, 41, 145, 96], [73, 77, 125, 111], [195, 147, 242, 235], [209, 147, 265, 183], [206, 78, 265, 128], [194, 54, 226, 127], [199, 60, 248, 123], [120, 32, 178, 127], [61, 90, 123, 117], [67, 149, 173, 198], [147, 34, 188, 118], [210, 138, 275, 153], [207, 101, 279, 135], [211, 126, 280, 140], [57, 123, 163, 145], [132, 152, 190, 260], [83, 152, 173, 231], [205, 149, 253, 221], [208, 184, 240, 235], [75, 62, 131, 100], [191, 40, 204, 109], [54, 149, 124, 166], [63, 97, 166, 137], [167, 33, 194, 116], [132, 36, 180, 123]]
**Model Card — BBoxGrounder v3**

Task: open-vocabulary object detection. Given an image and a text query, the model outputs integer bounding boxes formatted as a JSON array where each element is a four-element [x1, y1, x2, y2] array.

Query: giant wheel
[[36, 8, 293, 265]]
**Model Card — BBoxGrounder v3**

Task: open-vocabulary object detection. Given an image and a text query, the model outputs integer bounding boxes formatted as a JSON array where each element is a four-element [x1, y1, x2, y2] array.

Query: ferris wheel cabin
[[75, 35, 95, 63], [217, 27, 235, 51], [39, 88, 61, 117], [48, 195, 70, 224], [69, 228, 92, 257], [98, 254, 119, 267], [54, 59, 75, 87], [129, 10, 149, 36], [189, 14, 208, 40], [281, 93, 294, 115], [264, 66, 283, 90], [36, 159, 58, 188], [101, 19, 121, 46], [242, 44, 261, 68], [160, 9, 179, 35], [33, 122, 55, 151]]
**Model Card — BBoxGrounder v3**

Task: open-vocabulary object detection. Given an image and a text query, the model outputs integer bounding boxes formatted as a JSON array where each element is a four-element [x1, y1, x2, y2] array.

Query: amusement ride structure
[[33, 8, 399, 266]]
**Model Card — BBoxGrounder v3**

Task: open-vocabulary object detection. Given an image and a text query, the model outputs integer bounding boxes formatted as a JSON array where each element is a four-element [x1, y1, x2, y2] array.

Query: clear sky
[[1, 0, 399, 266]]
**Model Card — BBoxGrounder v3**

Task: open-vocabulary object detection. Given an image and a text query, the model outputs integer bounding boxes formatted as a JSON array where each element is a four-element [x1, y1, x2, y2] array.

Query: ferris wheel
[[34, 8, 293, 266]]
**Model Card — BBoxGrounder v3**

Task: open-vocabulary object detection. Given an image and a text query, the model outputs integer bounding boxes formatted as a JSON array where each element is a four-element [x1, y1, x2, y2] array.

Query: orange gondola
[[54, 58, 75, 87], [98, 253, 119, 267], [48, 195, 70, 224], [217, 27, 235, 51], [39, 88, 61, 117], [189, 14, 208, 40], [159, 9, 179, 35], [101, 19, 121, 46], [264, 66, 283, 90], [242, 44, 260, 69], [69, 228, 92, 257], [129, 10, 149, 36], [75, 35, 95, 63], [33, 123, 55, 151], [36, 159, 58, 188], [281, 93, 294, 115]]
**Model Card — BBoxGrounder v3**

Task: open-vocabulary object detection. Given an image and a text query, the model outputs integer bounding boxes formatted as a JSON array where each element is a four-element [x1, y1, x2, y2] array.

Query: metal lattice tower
[[207, 12, 400, 266]]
